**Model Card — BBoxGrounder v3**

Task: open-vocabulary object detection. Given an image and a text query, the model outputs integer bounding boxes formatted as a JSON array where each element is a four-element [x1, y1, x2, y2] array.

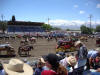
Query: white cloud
[[79, 11, 85, 14], [74, 5, 78, 8], [97, 4, 100, 8], [45, 19, 85, 26], [45, 19, 100, 27]]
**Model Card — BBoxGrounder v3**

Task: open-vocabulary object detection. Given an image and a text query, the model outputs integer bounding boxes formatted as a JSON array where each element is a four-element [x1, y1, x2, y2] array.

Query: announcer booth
[[7, 21, 45, 34]]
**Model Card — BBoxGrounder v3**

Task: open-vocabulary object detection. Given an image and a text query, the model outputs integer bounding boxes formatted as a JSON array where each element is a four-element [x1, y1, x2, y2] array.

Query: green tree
[[0, 21, 7, 33], [52, 27, 61, 30], [80, 25, 92, 34], [66, 29, 70, 31], [42, 24, 53, 31], [96, 25, 100, 32]]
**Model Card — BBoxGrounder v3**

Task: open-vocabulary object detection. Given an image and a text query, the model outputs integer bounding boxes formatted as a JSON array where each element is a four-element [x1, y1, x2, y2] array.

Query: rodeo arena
[[0, 19, 100, 75]]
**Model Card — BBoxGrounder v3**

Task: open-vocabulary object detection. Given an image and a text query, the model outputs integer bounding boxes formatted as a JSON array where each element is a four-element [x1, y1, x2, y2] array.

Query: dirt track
[[0, 37, 99, 61]]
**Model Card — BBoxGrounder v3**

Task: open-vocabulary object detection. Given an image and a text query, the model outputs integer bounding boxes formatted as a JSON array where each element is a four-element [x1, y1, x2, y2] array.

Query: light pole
[[48, 17, 50, 25], [1, 14, 4, 21], [88, 14, 93, 29]]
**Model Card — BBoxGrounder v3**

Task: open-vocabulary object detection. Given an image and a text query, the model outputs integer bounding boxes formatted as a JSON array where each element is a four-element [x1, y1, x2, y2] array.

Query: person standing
[[75, 41, 88, 68]]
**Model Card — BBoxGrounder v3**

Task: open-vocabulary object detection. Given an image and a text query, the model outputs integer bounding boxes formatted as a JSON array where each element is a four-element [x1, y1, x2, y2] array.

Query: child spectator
[[34, 61, 44, 75]]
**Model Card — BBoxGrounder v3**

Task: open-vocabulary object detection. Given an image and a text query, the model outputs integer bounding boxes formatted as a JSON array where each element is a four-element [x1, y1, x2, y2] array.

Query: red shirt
[[41, 70, 57, 75]]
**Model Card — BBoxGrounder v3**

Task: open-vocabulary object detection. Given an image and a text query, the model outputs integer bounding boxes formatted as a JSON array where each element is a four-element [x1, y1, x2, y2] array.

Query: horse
[[20, 38, 29, 45], [18, 45, 33, 56], [29, 37, 36, 44], [16, 35, 22, 39], [10, 36, 16, 40]]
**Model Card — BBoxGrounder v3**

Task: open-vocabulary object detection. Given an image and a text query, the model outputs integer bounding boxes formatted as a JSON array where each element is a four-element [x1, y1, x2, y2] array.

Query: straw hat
[[75, 41, 82, 46], [67, 56, 77, 66], [3, 58, 33, 75]]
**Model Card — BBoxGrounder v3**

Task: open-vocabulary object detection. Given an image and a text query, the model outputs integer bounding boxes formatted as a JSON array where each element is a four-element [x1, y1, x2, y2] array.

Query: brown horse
[[29, 37, 36, 44]]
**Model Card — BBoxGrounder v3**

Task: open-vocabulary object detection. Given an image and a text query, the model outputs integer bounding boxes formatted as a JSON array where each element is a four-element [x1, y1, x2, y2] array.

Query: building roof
[[8, 21, 44, 26]]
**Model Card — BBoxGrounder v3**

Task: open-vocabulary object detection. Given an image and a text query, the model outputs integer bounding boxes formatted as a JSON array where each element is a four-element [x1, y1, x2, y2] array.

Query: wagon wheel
[[6, 47, 11, 55], [11, 49, 15, 55]]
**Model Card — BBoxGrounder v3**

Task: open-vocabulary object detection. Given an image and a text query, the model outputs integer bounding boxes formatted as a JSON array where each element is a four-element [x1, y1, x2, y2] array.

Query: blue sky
[[0, 0, 100, 27]]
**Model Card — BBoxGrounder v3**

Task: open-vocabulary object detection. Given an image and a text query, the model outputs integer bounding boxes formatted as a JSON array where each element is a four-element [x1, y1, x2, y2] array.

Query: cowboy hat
[[39, 57, 46, 63], [75, 41, 82, 46], [3, 58, 33, 75], [67, 56, 77, 66]]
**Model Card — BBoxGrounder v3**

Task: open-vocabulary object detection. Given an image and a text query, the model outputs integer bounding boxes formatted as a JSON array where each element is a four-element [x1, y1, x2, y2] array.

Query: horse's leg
[[25, 51, 27, 55], [28, 51, 29, 56], [18, 48, 21, 56], [0, 51, 1, 55]]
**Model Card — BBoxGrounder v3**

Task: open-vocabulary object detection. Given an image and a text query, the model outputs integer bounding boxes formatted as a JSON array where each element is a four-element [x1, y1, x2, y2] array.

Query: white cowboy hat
[[67, 56, 77, 66], [75, 41, 82, 46], [3, 58, 33, 75], [40, 57, 46, 63]]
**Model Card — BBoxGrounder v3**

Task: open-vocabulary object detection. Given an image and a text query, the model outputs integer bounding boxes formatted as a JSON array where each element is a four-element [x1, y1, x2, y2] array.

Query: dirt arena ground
[[0, 37, 99, 62]]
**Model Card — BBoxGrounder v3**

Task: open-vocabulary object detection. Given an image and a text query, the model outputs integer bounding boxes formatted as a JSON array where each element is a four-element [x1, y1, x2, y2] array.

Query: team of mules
[[0, 40, 34, 57], [0, 34, 36, 57], [19, 39, 34, 56], [18, 45, 33, 56]]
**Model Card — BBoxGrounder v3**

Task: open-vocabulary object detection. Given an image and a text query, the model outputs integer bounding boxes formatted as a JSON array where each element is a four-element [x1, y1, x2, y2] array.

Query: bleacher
[[7, 26, 45, 32]]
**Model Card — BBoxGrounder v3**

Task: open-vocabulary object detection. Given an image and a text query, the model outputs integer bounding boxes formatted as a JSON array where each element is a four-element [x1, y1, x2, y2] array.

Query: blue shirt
[[34, 68, 43, 75], [0, 70, 5, 75], [91, 72, 100, 75], [87, 50, 98, 58]]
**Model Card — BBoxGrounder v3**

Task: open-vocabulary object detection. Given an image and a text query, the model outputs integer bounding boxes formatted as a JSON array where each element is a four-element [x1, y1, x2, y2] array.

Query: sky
[[0, 0, 100, 28]]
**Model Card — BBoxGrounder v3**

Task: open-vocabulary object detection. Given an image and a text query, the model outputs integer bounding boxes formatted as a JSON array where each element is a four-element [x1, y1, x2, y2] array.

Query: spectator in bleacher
[[41, 53, 68, 75], [2, 58, 33, 75]]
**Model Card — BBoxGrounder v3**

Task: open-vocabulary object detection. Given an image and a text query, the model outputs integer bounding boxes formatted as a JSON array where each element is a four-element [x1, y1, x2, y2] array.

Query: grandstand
[[7, 21, 45, 33]]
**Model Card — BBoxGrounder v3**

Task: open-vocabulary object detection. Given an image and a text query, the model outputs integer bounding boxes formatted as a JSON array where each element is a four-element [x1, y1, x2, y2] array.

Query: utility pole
[[1, 14, 4, 21], [48, 17, 50, 25], [88, 14, 93, 29]]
